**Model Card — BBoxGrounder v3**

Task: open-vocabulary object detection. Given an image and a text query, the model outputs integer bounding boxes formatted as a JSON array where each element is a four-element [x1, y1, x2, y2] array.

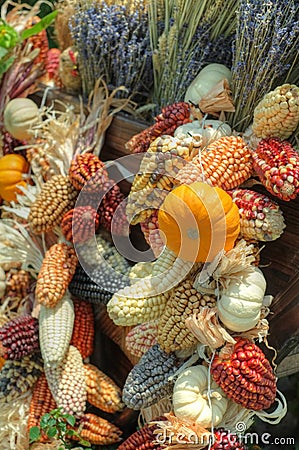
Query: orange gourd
[[158, 182, 240, 262], [0, 154, 29, 202]]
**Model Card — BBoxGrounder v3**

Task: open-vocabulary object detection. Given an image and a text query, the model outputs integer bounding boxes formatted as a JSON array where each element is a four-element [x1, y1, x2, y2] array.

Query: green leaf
[[47, 418, 57, 427], [65, 415, 76, 427], [0, 55, 15, 76], [79, 438, 92, 446], [29, 426, 41, 443], [0, 47, 8, 58], [47, 426, 58, 438], [40, 413, 52, 428], [66, 429, 76, 436], [57, 421, 67, 432], [21, 10, 58, 41]]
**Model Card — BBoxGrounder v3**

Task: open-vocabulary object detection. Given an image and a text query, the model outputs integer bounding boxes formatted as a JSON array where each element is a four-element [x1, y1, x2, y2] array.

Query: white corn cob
[[39, 292, 75, 367]]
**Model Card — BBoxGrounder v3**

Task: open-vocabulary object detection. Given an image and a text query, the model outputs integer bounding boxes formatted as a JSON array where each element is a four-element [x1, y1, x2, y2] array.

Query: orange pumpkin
[[158, 182, 240, 262], [0, 154, 29, 202]]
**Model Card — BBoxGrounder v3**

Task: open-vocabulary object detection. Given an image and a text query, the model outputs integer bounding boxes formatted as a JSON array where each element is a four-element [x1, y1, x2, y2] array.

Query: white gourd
[[0, 267, 6, 298], [217, 267, 266, 332], [184, 63, 232, 105], [4, 98, 39, 141], [173, 365, 228, 427], [174, 119, 231, 145]]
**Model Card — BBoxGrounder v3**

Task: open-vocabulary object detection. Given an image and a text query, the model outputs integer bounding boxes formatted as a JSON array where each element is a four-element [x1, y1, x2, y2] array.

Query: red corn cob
[[98, 180, 129, 236], [211, 337, 276, 411], [61, 206, 100, 244], [26, 16, 49, 66], [204, 428, 248, 450], [45, 48, 62, 86], [251, 137, 299, 201], [69, 153, 108, 193], [126, 102, 192, 153], [70, 298, 95, 359], [118, 423, 163, 450], [0, 315, 39, 360], [228, 189, 285, 241]]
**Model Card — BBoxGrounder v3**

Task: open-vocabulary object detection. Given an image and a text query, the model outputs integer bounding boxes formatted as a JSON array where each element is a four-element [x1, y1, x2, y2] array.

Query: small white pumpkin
[[4, 98, 39, 141], [173, 365, 228, 427], [217, 267, 266, 332], [0, 267, 6, 299], [184, 63, 232, 105], [174, 119, 231, 145]]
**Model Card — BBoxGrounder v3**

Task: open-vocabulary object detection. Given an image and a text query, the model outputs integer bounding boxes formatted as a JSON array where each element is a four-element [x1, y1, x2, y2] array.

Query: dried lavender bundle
[[228, 0, 299, 132], [69, 2, 153, 99]]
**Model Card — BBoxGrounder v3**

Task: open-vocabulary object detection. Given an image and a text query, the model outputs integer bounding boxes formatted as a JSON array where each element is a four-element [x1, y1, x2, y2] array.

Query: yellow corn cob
[[28, 175, 78, 234], [176, 136, 253, 190], [73, 413, 122, 445], [84, 363, 124, 413], [5, 268, 31, 300], [157, 279, 216, 353], [252, 84, 299, 139], [39, 292, 75, 367], [228, 189, 286, 241], [125, 320, 159, 358], [36, 243, 78, 308]]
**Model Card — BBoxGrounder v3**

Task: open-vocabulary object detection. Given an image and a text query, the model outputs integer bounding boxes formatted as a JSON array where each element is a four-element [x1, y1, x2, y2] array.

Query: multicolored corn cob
[[251, 138, 299, 201], [69, 153, 108, 192], [157, 279, 216, 353], [0, 353, 43, 402], [48, 345, 86, 418], [98, 180, 129, 236], [39, 292, 75, 367], [122, 344, 181, 410], [176, 136, 253, 190], [252, 84, 299, 139], [0, 315, 39, 360], [4, 268, 31, 300], [228, 189, 286, 241], [118, 422, 163, 450], [72, 413, 122, 445], [84, 363, 124, 413], [70, 298, 94, 359], [125, 320, 159, 359], [27, 373, 57, 440], [36, 243, 78, 308], [28, 175, 78, 233], [126, 102, 192, 153], [140, 210, 164, 257], [61, 206, 99, 244], [211, 338, 276, 410]]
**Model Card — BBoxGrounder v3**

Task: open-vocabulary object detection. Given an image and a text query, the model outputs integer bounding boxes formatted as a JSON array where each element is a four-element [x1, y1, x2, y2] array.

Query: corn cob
[[0, 356, 5, 370], [140, 210, 165, 257], [39, 292, 75, 367], [0, 267, 6, 299], [122, 344, 181, 410], [84, 363, 124, 413], [69, 262, 130, 305], [36, 243, 78, 308], [251, 138, 299, 201], [27, 373, 57, 439], [28, 175, 78, 234], [46, 345, 86, 417], [129, 261, 154, 282], [157, 279, 216, 353], [98, 179, 129, 236], [0, 353, 43, 402], [61, 206, 100, 244], [26, 16, 49, 65], [69, 153, 108, 192], [0, 315, 39, 360], [176, 136, 253, 190], [5, 268, 32, 300], [72, 413, 122, 445], [126, 135, 199, 224], [126, 102, 192, 154], [45, 48, 62, 86], [118, 423, 163, 450], [125, 320, 159, 359], [70, 299, 94, 359], [228, 189, 285, 241], [211, 338, 276, 411], [26, 140, 54, 181], [252, 84, 299, 139]]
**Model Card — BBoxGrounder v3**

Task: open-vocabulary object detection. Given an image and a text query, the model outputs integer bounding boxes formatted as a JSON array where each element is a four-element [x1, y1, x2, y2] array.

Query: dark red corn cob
[[140, 210, 164, 257], [70, 298, 95, 359], [1, 131, 22, 155], [98, 180, 129, 236], [118, 423, 162, 450], [61, 206, 100, 244], [252, 138, 299, 201], [126, 102, 192, 153], [69, 153, 109, 192], [211, 337, 276, 411], [0, 315, 39, 360], [205, 428, 248, 450]]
